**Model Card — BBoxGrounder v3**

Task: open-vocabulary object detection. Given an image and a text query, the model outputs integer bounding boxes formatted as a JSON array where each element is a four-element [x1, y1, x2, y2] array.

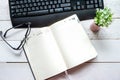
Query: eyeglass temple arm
[[4, 22, 31, 38], [1, 22, 31, 50], [0, 31, 19, 50], [17, 22, 31, 49]]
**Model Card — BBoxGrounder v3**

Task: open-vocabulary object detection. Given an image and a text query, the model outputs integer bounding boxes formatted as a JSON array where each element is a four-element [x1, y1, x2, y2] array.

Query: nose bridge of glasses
[[0, 31, 3, 35]]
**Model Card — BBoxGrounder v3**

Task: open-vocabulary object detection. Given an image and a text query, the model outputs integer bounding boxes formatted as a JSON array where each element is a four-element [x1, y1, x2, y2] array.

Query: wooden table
[[0, 0, 120, 80]]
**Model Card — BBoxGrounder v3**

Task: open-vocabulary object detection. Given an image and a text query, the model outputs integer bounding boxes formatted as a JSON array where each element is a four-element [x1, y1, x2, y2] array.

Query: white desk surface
[[0, 0, 120, 80]]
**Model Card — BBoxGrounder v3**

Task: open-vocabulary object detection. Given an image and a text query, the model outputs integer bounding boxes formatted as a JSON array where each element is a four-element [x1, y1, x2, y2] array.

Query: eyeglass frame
[[0, 22, 31, 51]]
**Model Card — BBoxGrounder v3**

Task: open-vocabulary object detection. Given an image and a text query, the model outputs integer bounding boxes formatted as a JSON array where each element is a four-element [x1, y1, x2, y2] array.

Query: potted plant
[[90, 7, 113, 32]]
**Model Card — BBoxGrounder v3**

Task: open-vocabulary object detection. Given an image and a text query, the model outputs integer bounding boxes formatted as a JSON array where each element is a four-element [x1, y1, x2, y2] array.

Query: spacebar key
[[27, 10, 49, 16]]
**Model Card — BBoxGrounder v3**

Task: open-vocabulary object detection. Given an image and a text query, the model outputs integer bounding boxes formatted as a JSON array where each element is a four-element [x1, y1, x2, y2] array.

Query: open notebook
[[24, 14, 97, 80]]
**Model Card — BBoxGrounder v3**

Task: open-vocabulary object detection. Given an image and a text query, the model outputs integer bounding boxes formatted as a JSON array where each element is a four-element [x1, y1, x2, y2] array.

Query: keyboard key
[[32, 7, 36, 11], [48, 5, 51, 9], [52, 5, 56, 8], [24, 0, 27, 4], [11, 10, 15, 13], [95, 4, 98, 7], [86, 1, 90, 4], [10, 0, 15, 1], [90, 0, 94, 4], [62, 0, 65, 3], [40, 6, 43, 10], [33, 3, 37, 6], [46, 2, 49, 5], [28, 8, 31, 11], [61, 3, 70, 7], [32, 0, 35, 2], [99, 3, 103, 7], [17, 5, 21, 8], [64, 7, 71, 11], [19, 9, 23, 12], [28, 10, 49, 16], [50, 1, 53, 5], [42, 2, 45, 5], [44, 6, 47, 9], [16, 9, 19, 13], [25, 4, 29, 7], [58, 0, 62, 3], [28, 0, 32, 3], [87, 5, 94, 8], [77, 6, 81, 9], [66, 0, 70, 3], [22, 12, 27, 16], [17, 13, 22, 16], [16, 1, 19, 4], [29, 3, 33, 7], [11, 6, 16, 9], [49, 9, 54, 13], [37, 3, 41, 6], [55, 8, 63, 12], [77, 2, 80, 5], [54, 1, 57, 4], [20, 1, 23, 4], [95, 0, 98, 3], [56, 4, 60, 8], [81, 5, 85, 9], [12, 14, 16, 17], [73, 6, 77, 10], [10, 2, 15, 5], [21, 5, 25, 8], [23, 8, 27, 12]]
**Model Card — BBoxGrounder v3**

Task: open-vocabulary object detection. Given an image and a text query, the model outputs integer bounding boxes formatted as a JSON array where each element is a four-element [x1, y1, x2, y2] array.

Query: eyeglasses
[[0, 22, 31, 54]]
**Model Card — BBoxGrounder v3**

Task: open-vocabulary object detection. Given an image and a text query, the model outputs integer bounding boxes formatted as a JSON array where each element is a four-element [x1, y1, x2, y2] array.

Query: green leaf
[[94, 7, 113, 27]]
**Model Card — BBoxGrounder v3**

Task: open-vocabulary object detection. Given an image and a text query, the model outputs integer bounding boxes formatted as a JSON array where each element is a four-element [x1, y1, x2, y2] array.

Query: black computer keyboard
[[9, 0, 104, 28]]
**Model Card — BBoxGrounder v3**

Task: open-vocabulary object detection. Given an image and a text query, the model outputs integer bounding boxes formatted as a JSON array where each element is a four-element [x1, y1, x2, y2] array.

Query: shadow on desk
[[47, 62, 93, 80], [47, 72, 66, 80]]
